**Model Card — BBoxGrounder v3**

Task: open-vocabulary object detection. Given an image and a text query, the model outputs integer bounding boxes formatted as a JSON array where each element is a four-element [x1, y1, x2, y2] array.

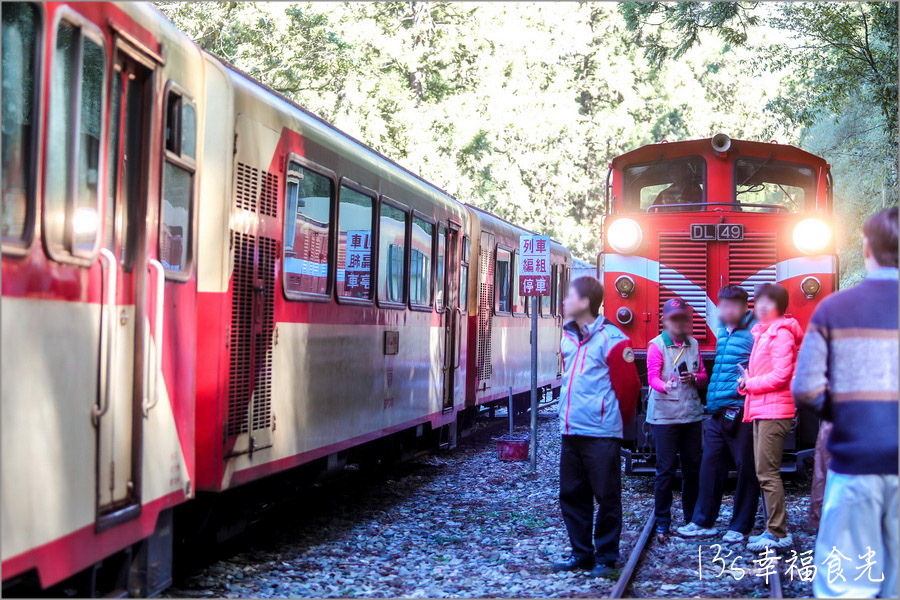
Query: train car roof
[[203, 52, 465, 213], [611, 137, 829, 169], [465, 204, 569, 256]]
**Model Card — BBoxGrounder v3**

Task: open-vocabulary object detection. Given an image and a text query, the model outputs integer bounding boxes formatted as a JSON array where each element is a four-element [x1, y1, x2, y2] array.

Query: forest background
[[157, 1, 898, 285]]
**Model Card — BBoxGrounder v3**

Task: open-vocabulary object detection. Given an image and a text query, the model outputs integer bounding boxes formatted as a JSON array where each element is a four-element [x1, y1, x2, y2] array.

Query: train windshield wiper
[[736, 153, 776, 193]]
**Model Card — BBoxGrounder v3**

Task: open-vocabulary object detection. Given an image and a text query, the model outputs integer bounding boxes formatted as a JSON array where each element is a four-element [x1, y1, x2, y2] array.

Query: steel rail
[[610, 511, 655, 598]]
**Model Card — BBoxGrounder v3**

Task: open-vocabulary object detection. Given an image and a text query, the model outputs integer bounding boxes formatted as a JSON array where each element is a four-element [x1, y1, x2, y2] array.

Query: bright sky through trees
[[157, 1, 898, 284]]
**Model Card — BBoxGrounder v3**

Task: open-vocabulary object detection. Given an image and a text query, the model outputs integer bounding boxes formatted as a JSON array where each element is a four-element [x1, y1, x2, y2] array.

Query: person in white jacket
[[552, 277, 641, 578]]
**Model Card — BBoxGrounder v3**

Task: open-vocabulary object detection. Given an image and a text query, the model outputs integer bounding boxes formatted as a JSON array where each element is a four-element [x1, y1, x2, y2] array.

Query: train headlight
[[615, 275, 635, 297], [792, 218, 832, 255], [616, 307, 634, 325], [607, 218, 643, 254], [801, 276, 821, 299]]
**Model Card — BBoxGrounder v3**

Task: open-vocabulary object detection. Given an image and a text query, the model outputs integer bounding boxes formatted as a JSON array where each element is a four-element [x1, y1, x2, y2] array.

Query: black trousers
[[652, 421, 702, 527], [691, 413, 759, 534], [559, 435, 621, 565]]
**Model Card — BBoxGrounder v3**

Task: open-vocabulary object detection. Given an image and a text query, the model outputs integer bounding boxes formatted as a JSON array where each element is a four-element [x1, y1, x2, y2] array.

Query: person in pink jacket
[[738, 283, 803, 551]]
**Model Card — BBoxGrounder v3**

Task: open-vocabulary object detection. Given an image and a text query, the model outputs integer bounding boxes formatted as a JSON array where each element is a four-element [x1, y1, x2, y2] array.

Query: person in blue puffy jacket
[[677, 285, 759, 543]]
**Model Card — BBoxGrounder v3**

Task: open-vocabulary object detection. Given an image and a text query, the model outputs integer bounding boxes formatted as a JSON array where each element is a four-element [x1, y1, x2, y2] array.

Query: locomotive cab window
[[378, 201, 408, 305], [495, 247, 511, 314], [623, 156, 706, 212], [283, 162, 334, 298], [337, 184, 374, 301], [2, 2, 39, 251], [734, 157, 815, 213], [160, 88, 197, 277], [409, 216, 434, 308], [44, 17, 106, 262]]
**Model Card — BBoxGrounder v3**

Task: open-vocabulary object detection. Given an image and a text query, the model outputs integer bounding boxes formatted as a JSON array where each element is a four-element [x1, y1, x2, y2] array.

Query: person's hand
[[679, 372, 695, 385], [664, 379, 677, 393], [737, 377, 746, 391]]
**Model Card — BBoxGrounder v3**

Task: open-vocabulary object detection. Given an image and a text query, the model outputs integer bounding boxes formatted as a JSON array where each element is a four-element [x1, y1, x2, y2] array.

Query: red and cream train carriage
[[1, 2, 569, 595], [600, 135, 837, 472]]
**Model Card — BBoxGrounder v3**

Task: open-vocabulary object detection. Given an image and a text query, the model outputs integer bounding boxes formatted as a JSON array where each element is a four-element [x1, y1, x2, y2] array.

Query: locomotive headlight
[[616, 307, 634, 325], [607, 218, 643, 254], [801, 276, 821, 299], [615, 275, 635, 297], [792, 218, 832, 255]]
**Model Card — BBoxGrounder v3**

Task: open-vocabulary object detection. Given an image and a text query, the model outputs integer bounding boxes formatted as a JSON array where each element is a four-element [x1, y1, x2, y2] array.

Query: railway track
[[610, 512, 655, 598], [609, 503, 785, 598]]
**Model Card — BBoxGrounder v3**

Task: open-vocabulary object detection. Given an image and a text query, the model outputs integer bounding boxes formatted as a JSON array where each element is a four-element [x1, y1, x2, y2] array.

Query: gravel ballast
[[167, 406, 815, 598]]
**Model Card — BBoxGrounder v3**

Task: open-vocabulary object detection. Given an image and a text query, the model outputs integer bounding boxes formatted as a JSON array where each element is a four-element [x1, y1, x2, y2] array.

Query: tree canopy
[[157, 1, 897, 285]]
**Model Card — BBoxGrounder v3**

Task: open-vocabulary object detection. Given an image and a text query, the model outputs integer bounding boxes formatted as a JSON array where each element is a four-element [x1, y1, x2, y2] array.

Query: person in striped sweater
[[793, 206, 899, 598]]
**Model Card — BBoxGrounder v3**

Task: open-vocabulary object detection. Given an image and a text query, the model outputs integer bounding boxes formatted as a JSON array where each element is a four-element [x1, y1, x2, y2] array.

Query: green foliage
[[620, 2, 760, 66], [157, 1, 897, 280]]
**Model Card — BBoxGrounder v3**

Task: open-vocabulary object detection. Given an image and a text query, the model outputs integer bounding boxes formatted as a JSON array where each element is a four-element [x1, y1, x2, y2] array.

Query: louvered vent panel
[[659, 234, 708, 340], [729, 233, 777, 307], [260, 172, 279, 218], [227, 232, 255, 436], [476, 244, 493, 382], [235, 163, 260, 213], [251, 236, 276, 431]]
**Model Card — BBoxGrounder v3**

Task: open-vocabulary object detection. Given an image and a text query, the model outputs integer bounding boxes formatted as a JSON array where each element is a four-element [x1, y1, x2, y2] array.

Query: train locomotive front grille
[[658, 233, 708, 340], [729, 232, 777, 306]]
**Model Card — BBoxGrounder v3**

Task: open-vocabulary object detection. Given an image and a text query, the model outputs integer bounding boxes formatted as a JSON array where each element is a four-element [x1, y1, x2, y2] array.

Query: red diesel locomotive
[[601, 134, 836, 473], [1, 2, 569, 595]]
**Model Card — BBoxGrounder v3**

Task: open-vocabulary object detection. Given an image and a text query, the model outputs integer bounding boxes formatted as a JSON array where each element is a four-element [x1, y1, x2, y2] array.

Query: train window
[[410, 216, 433, 307], [435, 226, 447, 310], [182, 104, 196, 159], [734, 157, 815, 212], [283, 162, 333, 297], [337, 185, 374, 300], [378, 202, 407, 305], [495, 247, 511, 314], [541, 264, 553, 316], [44, 20, 105, 262], [623, 156, 706, 212], [459, 235, 469, 312], [160, 89, 197, 277], [105, 71, 121, 252], [512, 252, 527, 316], [1, 2, 38, 249]]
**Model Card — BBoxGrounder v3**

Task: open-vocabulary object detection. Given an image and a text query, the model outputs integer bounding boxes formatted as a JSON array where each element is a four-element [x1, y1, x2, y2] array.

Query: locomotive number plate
[[690, 223, 744, 241]]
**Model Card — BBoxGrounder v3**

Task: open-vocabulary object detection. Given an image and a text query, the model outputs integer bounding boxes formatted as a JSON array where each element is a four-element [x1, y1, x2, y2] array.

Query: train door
[[440, 223, 461, 411], [95, 49, 155, 524], [476, 231, 495, 391]]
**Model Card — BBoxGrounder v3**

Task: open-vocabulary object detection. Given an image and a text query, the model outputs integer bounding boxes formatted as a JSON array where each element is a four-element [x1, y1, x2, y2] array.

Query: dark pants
[[652, 421, 702, 528], [690, 413, 759, 534], [559, 435, 621, 565]]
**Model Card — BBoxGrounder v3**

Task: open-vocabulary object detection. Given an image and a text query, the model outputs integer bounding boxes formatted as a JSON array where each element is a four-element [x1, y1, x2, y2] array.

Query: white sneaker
[[747, 532, 793, 552], [676, 522, 717, 538], [722, 530, 745, 543], [747, 532, 767, 544]]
